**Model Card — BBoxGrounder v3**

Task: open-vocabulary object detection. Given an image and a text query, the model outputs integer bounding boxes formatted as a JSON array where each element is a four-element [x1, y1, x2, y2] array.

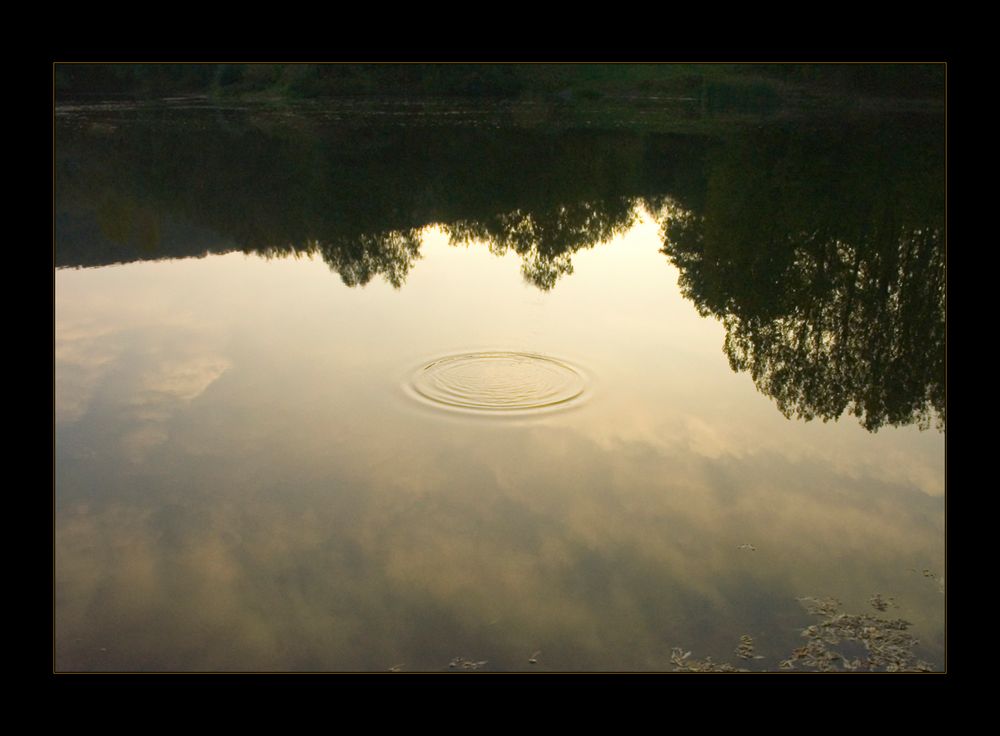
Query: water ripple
[[407, 351, 587, 415]]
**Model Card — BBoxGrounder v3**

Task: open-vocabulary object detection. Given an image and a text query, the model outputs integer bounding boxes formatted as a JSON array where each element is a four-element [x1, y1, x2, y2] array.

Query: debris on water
[[389, 664, 404, 672], [529, 650, 541, 664], [671, 646, 747, 672], [735, 635, 763, 660], [738, 544, 756, 552], [449, 657, 488, 671], [916, 568, 945, 593], [921, 569, 942, 585], [796, 596, 841, 617], [869, 593, 895, 612], [674, 594, 937, 672], [780, 596, 934, 672]]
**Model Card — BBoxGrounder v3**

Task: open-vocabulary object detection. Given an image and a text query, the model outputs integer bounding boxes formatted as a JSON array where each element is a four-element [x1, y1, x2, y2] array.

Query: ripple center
[[408, 351, 587, 415]]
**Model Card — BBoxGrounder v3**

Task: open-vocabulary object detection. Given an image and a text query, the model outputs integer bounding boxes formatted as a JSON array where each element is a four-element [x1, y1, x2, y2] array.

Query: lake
[[54, 94, 945, 672]]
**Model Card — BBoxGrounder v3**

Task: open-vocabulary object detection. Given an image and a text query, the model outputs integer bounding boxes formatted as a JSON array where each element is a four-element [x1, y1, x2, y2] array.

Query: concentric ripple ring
[[408, 351, 587, 414]]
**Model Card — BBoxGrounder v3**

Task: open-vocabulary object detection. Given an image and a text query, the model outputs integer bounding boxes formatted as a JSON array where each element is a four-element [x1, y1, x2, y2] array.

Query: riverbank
[[54, 62, 945, 109]]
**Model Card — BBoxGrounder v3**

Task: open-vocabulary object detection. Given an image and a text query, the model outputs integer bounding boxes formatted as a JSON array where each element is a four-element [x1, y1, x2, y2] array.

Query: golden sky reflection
[[54, 212, 944, 671]]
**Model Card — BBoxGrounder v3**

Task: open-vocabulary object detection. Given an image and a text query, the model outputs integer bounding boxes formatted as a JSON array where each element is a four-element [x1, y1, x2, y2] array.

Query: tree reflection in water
[[55, 105, 944, 431], [659, 117, 944, 431]]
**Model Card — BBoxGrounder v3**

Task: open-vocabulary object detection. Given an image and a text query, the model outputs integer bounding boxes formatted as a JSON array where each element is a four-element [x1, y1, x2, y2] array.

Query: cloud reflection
[[55, 415, 944, 672]]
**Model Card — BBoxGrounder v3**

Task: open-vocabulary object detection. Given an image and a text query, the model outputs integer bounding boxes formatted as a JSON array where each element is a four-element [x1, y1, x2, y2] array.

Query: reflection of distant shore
[[55, 106, 944, 431]]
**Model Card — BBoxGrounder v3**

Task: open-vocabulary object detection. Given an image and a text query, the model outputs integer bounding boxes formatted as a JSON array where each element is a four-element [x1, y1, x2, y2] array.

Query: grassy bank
[[54, 62, 945, 104]]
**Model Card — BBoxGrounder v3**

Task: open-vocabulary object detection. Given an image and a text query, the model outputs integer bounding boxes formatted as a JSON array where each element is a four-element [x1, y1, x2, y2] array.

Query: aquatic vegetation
[[736, 634, 764, 661], [670, 647, 747, 672], [674, 595, 936, 673], [868, 593, 895, 612], [669, 634, 762, 671], [778, 597, 934, 672]]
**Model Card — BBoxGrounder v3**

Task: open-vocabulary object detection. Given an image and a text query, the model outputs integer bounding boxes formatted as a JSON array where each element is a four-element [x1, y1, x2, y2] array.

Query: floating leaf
[[736, 635, 757, 660], [869, 593, 895, 612], [792, 596, 932, 672]]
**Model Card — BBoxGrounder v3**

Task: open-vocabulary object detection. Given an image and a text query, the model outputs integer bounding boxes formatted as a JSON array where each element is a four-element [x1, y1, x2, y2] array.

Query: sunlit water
[[55, 217, 944, 672], [54, 100, 945, 672]]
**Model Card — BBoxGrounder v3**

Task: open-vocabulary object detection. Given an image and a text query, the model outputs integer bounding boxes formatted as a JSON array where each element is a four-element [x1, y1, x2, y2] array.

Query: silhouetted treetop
[[445, 198, 638, 290]]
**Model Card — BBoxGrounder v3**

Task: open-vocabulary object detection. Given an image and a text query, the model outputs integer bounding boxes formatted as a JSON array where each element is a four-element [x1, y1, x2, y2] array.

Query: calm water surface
[[54, 98, 945, 672]]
